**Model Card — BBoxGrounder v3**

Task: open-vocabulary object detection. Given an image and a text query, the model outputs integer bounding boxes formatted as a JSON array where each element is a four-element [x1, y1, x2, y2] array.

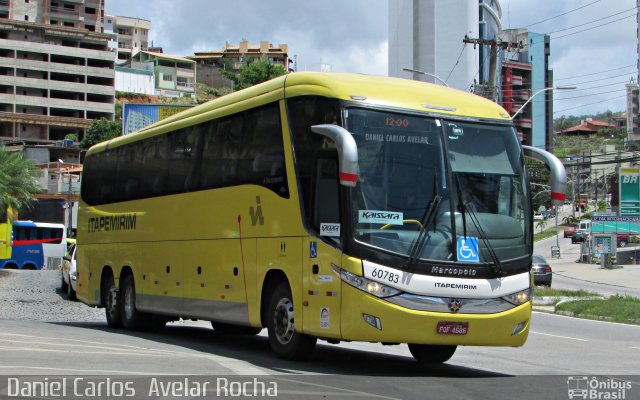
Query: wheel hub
[[273, 298, 295, 344]]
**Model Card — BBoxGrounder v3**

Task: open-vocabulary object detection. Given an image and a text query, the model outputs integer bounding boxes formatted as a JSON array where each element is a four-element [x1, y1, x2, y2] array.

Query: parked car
[[534, 213, 544, 221], [617, 234, 629, 248], [60, 241, 77, 300], [532, 254, 552, 287], [572, 231, 588, 244], [563, 226, 577, 238]]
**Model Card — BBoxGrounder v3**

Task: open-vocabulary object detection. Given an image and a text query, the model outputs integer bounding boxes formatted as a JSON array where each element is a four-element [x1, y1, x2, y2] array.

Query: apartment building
[[0, 1, 114, 144], [110, 15, 150, 63], [191, 40, 292, 71], [127, 51, 195, 98], [2, 0, 104, 31]]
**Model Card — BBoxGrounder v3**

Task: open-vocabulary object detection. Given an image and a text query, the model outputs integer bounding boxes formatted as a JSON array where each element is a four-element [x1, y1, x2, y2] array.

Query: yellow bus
[[77, 72, 566, 364]]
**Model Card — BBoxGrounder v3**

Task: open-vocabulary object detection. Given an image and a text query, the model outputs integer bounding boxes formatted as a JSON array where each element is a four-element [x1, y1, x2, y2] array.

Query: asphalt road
[[1, 270, 639, 399]]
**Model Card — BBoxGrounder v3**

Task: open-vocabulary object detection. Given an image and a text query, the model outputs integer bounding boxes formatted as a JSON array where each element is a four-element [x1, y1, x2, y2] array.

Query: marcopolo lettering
[[88, 214, 137, 233], [431, 266, 478, 277]]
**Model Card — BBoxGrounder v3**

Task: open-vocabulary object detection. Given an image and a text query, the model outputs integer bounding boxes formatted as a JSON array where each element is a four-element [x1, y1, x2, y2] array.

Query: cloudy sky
[[106, 0, 636, 118]]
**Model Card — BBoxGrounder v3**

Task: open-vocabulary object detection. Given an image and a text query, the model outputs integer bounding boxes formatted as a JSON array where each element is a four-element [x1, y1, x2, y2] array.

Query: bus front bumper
[[339, 283, 531, 347]]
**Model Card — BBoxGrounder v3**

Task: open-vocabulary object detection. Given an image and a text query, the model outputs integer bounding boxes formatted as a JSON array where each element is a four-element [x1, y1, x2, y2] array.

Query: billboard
[[619, 168, 640, 216], [122, 103, 195, 134]]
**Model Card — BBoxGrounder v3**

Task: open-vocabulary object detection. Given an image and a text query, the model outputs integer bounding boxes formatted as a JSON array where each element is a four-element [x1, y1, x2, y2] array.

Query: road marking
[[530, 332, 588, 342], [275, 377, 403, 400], [0, 365, 170, 375], [533, 311, 640, 328]]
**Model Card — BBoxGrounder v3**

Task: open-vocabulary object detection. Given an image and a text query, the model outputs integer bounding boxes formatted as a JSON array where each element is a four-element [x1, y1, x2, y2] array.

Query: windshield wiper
[[403, 171, 442, 271], [453, 175, 505, 276]]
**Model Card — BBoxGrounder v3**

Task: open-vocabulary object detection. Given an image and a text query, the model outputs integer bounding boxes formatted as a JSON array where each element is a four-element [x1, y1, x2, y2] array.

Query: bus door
[[301, 155, 342, 336]]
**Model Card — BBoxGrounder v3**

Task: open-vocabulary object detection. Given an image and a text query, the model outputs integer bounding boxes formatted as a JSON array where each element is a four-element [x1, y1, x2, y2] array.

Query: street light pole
[[510, 86, 576, 120], [402, 68, 449, 87]]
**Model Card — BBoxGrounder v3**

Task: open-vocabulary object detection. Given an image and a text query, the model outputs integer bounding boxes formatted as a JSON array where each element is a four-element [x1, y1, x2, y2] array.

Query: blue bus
[[0, 221, 66, 270]]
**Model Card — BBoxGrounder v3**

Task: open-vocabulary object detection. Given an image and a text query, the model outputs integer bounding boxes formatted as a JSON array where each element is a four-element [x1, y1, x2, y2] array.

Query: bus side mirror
[[311, 124, 359, 187], [523, 145, 567, 206]]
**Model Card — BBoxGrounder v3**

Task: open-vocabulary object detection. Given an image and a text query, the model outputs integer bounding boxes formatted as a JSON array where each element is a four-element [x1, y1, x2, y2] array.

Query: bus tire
[[408, 344, 457, 364], [60, 274, 68, 293], [120, 274, 144, 331], [266, 282, 316, 360], [67, 280, 76, 301], [211, 321, 262, 335], [102, 272, 122, 329]]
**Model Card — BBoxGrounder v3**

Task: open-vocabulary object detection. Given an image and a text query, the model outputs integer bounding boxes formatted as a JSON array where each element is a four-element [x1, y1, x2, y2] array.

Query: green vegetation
[[533, 227, 561, 242], [222, 59, 287, 91], [0, 147, 41, 214], [555, 295, 640, 325], [533, 287, 599, 298], [80, 118, 121, 149]]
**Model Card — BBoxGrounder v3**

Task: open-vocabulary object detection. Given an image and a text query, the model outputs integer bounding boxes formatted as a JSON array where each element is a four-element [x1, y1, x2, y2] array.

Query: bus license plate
[[437, 322, 468, 335]]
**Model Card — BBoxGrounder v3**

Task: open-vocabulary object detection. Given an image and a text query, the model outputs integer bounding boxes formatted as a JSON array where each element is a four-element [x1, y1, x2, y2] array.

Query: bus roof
[[91, 72, 512, 155], [14, 221, 66, 229]]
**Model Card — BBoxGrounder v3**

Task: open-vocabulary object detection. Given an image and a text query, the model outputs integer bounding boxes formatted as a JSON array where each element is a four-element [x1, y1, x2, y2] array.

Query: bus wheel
[[408, 344, 457, 364], [60, 274, 68, 293], [67, 280, 76, 301], [103, 273, 122, 328], [211, 322, 262, 335], [120, 274, 144, 330], [266, 282, 316, 360]]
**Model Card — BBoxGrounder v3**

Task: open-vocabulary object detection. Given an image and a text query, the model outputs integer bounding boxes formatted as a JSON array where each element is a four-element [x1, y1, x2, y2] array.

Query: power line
[[555, 88, 626, 101], [553, 14, 636, 40], [445, 43, 468, 83], [555, 64, 636, 81], [510, 80, 633, 97], [545, 7, 637, 35], [552, 94, 627, 114], [523, 0, 602, 28]]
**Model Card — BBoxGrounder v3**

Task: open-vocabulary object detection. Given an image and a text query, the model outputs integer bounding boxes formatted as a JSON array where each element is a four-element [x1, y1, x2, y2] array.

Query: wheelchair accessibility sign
[[457, 236, 479, 262]]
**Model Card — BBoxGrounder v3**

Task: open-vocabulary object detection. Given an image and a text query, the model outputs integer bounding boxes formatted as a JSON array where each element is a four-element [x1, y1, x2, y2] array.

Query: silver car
[[61, 242, 77, 300]]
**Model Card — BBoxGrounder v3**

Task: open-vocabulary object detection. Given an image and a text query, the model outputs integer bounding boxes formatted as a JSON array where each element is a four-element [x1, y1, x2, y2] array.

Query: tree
[[535, 219, 547, 233], [80, 118, 121, 149], [224, 59, 287, 91], [0, 147, 41, 215]]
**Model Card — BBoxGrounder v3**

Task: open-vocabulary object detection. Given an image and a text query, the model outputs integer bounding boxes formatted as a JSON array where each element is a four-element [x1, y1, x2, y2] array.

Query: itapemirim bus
[[77, 72, 566, 364]]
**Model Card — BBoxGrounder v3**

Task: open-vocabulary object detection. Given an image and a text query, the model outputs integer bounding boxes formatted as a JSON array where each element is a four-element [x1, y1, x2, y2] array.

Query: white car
[[61, 242, 77, 300]]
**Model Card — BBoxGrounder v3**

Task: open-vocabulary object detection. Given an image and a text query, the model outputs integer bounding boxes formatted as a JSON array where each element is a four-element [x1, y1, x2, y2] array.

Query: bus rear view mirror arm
[[522, 145, 567, 206], [311, 124, 359, 187]]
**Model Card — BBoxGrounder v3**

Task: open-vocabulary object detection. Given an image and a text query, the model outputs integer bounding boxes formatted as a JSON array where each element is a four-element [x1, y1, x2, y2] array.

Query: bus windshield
[[345, 108, 530, 264]]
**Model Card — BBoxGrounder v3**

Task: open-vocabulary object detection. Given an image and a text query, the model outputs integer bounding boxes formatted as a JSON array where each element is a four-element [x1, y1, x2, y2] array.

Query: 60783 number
[[370, 268, 399, 283]]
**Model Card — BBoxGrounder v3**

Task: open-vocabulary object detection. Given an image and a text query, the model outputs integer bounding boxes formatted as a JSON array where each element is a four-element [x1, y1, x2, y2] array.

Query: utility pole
[[462, 36, 523, 100]]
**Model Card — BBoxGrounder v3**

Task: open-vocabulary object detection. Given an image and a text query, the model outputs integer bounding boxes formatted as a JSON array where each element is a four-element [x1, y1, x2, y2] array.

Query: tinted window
[[287, 96, 341, 229], [81, 102, 288, 205]]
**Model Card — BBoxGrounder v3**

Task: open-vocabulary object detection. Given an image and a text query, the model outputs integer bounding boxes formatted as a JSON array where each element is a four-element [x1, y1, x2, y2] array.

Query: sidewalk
[[545, 250, 640, 291]]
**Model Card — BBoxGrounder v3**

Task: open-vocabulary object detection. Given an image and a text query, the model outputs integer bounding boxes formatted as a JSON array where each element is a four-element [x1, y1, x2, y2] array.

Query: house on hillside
[[558, 118, 616, 136]]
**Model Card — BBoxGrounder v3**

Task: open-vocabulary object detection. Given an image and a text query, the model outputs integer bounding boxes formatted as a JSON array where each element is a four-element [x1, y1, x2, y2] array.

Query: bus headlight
[[501, 288, 531, 305], [332, 264, 402, 298]]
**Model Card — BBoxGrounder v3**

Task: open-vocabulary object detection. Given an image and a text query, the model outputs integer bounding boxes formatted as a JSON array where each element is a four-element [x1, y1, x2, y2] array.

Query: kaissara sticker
[[320, 307, 330, 329], [358, 210, 403, 225]]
